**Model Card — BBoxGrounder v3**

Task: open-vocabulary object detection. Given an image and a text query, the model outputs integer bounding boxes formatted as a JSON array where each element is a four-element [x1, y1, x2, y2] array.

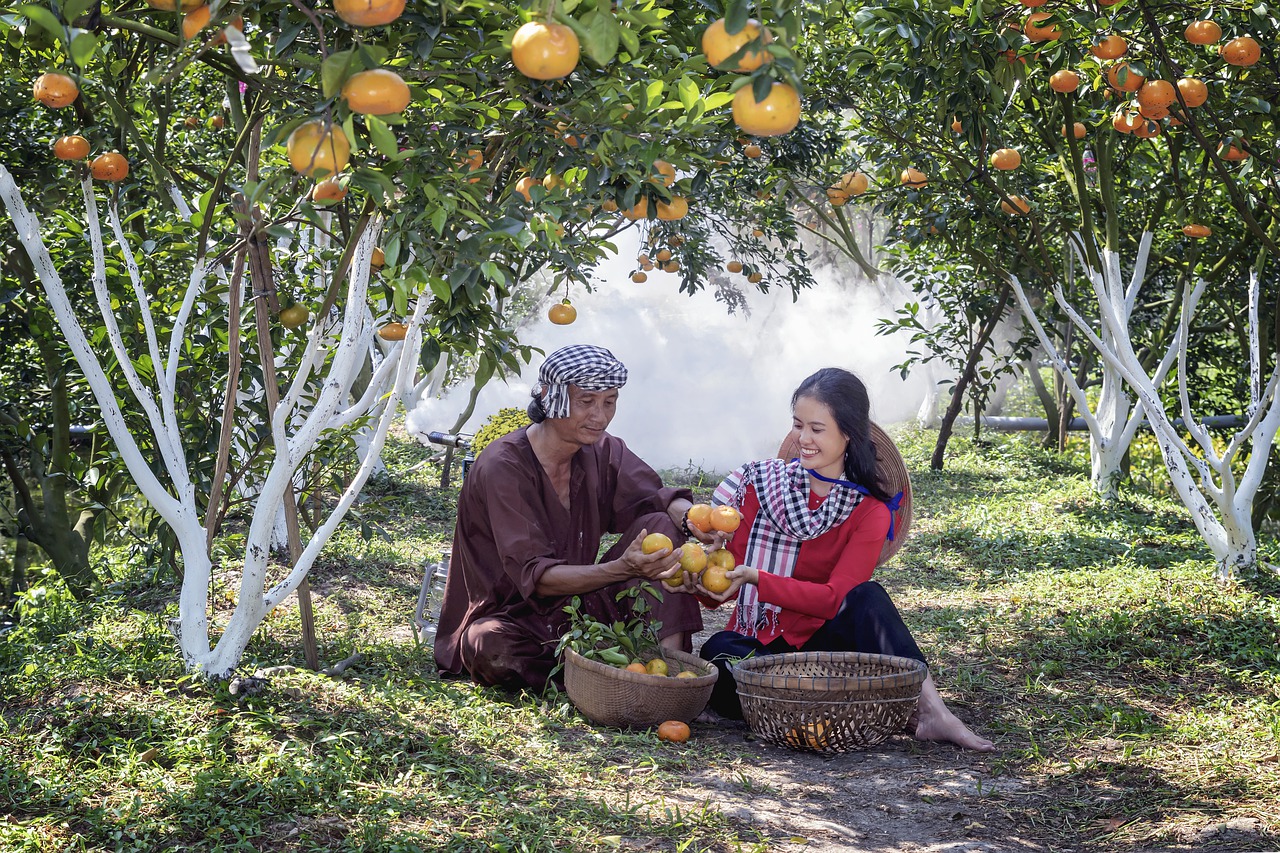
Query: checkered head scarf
[[532, 345, 628, 420]]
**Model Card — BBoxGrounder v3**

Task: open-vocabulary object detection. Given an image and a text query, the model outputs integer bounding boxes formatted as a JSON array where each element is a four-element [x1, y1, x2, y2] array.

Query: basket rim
[[563, 646, 718, 687], [731, 650, 927, 691]]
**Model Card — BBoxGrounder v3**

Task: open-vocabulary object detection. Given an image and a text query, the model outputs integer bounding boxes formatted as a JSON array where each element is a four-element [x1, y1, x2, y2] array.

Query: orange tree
[[769, 0, 1278, 576]]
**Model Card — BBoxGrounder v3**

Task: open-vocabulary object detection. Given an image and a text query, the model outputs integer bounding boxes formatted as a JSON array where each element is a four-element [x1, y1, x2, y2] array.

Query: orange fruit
[[182, 5, 211, 40], [645, 658, 669, 676], [784, 720, 829, 750], [1133, 119, 1161, 139], [622, 198, 649, 221], [706, 548, 734, 570], [678, 542, 708, 574], [701, 564, 733, 594], [341, 68, 412, 115], [1000, 194, 1031, 215], [1182, 223, 1211, 238], [371, 247, 386, 268], [827, 171, 868, 205], [631, 271, 648, 283], [710, 505, 741, 533], [651, 160, 676, 187], [1023, 12, 1061, 41], [514, 175, 538, 202], [90, 152, 129, 182], [1184, 20, 1222, 44], [1049, 69, 1079, 93], [657, 196, 689, 221], [1222, 36, 1261, 67], [726, 260, 743, 273], [1112, 111, 1142, 133], [511, 21, 580, 80], [548, 301, 576, 325], [901, 167, 927, 188], [601, 198, 618, 212], [686, 503, 714, 533], [732, 83, 801, 137], [279, 304, 309, 329], [52, 135, 90, 160], [312, 178, 347, 203], [1063, 121, 1087, 139], [333, 0, 405, 27], [1107, 62, 1145, 93], [624, 662, 647, 673], [33, 73, 78, 109], [1091, 35, 1128, 60], [662, 260, 680, 273], [640, 532, 673, 554], [1177, 77, 1208, 108], [655, 248, 672, 262], [676, 670, 697, 679], [377, 321, 408, 340], [951, 117, 962, 132], [287, 120, 350, 178], [1138, 102, 1169, 120], [459, 148, 484, 170], [702, 18, 772, 72], [1136, 79, 1177, 111], [1220, 143, 1250, 161], [1020, 0, 1047, 6], [743, 143, 763, 159], [990, 148, 1021, 170], [657, 720, 691, 743], [747, 271, 763, 283]]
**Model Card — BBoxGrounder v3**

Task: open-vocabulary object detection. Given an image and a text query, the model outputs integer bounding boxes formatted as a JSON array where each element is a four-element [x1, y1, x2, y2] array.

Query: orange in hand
[[701, 564, 733, 594], [706, 548, 734, 571], [686, 503, 714, 533], [710, 506, 742, 533], [641, 532, 673, 555]]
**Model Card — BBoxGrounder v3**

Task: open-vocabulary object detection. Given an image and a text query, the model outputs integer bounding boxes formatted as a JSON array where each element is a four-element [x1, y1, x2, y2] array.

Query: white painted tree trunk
[[0, 165, 430, 676]]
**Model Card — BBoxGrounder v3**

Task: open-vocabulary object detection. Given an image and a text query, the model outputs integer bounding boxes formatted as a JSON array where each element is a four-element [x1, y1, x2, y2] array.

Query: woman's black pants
[[698, 580, 927, 719]]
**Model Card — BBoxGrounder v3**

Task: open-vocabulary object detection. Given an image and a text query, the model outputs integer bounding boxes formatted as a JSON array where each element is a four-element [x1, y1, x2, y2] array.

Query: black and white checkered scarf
[[531, 344, 628, 419]]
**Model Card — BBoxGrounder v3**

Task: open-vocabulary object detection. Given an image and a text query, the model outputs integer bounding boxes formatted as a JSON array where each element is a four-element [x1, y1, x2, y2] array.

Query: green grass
[[2, 424, 1278, 851]]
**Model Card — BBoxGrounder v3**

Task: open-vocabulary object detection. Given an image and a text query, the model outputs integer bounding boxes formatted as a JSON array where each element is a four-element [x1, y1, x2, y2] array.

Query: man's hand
[[619, 529, 684, 583]]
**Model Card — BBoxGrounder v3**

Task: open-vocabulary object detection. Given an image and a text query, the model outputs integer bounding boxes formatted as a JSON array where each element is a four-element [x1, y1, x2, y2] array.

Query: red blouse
[[713, 483, 890, 647]]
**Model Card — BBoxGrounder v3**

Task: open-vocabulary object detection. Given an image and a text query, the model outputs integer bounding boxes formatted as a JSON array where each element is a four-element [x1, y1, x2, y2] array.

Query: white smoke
[[407, 229, 939, 474]]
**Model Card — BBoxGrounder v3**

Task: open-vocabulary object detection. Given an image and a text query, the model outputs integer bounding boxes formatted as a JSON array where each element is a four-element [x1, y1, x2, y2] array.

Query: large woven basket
[[732, 651, 927, 754], [563, 648, 718, 728]]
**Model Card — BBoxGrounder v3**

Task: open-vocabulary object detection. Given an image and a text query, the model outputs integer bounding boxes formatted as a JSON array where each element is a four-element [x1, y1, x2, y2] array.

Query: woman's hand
[[696, 565, 759, 603]]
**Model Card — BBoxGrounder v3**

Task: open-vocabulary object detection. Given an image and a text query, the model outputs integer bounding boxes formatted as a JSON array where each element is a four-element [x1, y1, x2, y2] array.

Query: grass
[[2, 424, 1279, 851]]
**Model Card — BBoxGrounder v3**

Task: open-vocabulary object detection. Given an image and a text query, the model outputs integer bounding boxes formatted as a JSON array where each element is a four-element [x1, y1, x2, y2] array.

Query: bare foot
[[912, 674, 996, 752]]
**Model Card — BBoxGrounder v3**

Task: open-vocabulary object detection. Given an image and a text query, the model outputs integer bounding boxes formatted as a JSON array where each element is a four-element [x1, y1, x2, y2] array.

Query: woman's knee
[[842, 580, 895, 617]]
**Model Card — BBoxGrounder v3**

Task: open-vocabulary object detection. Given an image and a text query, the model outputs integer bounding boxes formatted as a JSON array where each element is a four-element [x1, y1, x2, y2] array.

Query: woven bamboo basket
[[563, 648, 718, 728], [732, 651, 927, 754]]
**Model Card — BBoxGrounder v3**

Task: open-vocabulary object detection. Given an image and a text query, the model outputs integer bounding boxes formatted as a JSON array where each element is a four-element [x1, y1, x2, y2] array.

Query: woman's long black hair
[[791, 367, 891, 502]]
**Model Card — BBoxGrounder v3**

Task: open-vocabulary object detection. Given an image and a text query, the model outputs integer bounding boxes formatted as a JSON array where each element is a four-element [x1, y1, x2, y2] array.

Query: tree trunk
[[1026, 354, 1061, 449], [3, 532, 30, 613]]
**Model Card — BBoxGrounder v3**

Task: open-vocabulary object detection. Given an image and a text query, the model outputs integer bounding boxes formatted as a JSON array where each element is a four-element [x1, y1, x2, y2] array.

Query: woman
[[694, 367, 994, 752]]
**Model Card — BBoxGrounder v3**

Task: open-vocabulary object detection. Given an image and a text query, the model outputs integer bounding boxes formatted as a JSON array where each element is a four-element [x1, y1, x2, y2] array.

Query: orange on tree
[[601, 198, 618, 212], [950, 117, 962, 132], [732, 82, 801, 137], [1091, 35, 1128, 60], [1023, 12, 1061, 41], [90, 152, 129, 182], [1000, 194, 1031, 215], [662, 260, 680, 273], [1049, 69, 1079, 93], [279, 303, 310, 329], [651, 160, 676, 187], [341, 68, 412, 115], [1112, 111, 1142, 133], [459, 148, 484, 170], [1138, 102, 1169, 120], [1133, 119, 1160, 139], [1184, 20, 1222, 44], [287, 119, 350, 178], [541, 173, 563, 191], [514, 175, 538, 202], [622, 197, 649, 221], [702, 17, 772, 72], [701, 564, 733, 594], [1063, 121, 1087, 139], [52, 135, 90, 160], [1177, 77, 1208, 108], [686, 503, 714, 533], [657, 721, 691, 743], [990, 148, 1021, 170], [747, 271, 763, 283], [311, 178, 347, 203], [901, 166, 927, 188], [1019, 0, 1047, 6], [827, 171, 868, 205], [726, 260, 744, 273], [333, 0, 405, 27], [641, 532, 673, 554], [1136, 79, 1177, 111], [33, 73, 78, 109], [631, 271, 648, 283], [1182, 223, 1212, 238], [548, 300, 577, 325], [1107, 62, 1145, 93], [657, 196, 689, 220], [377, 321, 408, 340], [511, 21, 580, 80], [710, 505, 742, 533], [1220, 143, 1250, 161], [182, 6, 244, 42], [370, 247, 386, 268], [1222, 36, 1261, 66], [743, 143, 763, 159]]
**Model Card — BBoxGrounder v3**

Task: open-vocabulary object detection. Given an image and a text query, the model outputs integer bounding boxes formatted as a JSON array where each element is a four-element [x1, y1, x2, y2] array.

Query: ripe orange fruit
[[312, 178, 347, 203], [706, 548, 734, 570], [1222, 36, 1261, 66], [631, 271, 648, 283], [279, 304, 309, 329], [743, 143, 763, 159], [827, 171, 868, 205], [657, 196, 689, 221], [726, 260, 743, 274], [785, 720, 829, 750], [951, 117, 963, 132], [624, 662, 647, 673], [701, 564, 733, 594], [702, 18, 772, 72], [341, 68, 412, 115], [459, 148, 484, 170], [901, 167, 927, 188], [710, 505, 741, 533], [53, 135, 90, 160], [333, 0, 405, 27], [182, 5, 211, 39], [1107, 62, 1145, 93], [1091, 35, 1128, 60], [1182, 223, 1211, 238], [645, 658, 669, 676], [732, 83, 801, 137], [990, 148, 1021, 170], [1049, 69, 1079, 93], [655, 248, 672, 262], [512, 175, 538, 202], [1112, 111, 1142, 133], [1063, 122, 1087, 139], [747, 272, 763, 283], [90, 152, 129, 182], [622, 198, 649, 221], [1133, 119, 1161, 139], [1184, 20, 1222, 44], [377, 321, 408, 340], [657, 720, 691, 743], [33, 73, 78, 109], [601, 198, 618, 212], [1023, 12, 1061, 41], [548, 300, 576, 325], [1220, 143, 1250, 161], [662, 260, 680, 273], [1020, 0, 1047, 6], [678, 542, 708, 574], [1177, 77, 1208, 108], [641, 532, 673, 554], [686, 503, 714, 532], [676, 670, 697, 679], [651, 160, 676, 187], [511, 21, 580, 80], [1000, 194, 1031, 215], [1136, 79, 1177, 111], [287, 120, 350, 178]]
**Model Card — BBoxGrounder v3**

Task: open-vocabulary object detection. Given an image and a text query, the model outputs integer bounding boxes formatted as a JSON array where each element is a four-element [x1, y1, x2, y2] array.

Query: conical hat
[[774, 422, 911, 566]]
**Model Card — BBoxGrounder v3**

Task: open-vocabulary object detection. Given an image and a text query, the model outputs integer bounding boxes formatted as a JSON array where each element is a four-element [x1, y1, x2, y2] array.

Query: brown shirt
[[433, 426, 691, 677]]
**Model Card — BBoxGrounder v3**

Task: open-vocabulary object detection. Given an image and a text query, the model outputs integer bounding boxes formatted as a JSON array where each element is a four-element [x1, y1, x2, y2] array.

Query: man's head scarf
[[532, 345, 628, 419]]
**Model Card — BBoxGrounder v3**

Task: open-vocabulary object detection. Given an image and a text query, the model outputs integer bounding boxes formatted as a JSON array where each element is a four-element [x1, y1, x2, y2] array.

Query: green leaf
[[431, 206, 447, 235], [365, 114, 399, 157], [677, 76, 699, 111], [321, 49, 356, 100], [581, 9, 620, 66], [617, 24, 639, 57], [725, 0, 749, 34], [69, 30, 97, 69], [751, 73, 773, 104], [19, 5, 65, 42]]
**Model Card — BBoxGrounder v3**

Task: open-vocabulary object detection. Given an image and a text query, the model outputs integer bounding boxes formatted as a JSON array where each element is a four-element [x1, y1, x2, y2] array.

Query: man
[[433, 344, 704, 689]]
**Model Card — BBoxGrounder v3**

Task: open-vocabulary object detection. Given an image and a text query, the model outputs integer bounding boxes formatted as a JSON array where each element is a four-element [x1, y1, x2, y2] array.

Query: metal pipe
[[956, 415, 1245, 431]]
